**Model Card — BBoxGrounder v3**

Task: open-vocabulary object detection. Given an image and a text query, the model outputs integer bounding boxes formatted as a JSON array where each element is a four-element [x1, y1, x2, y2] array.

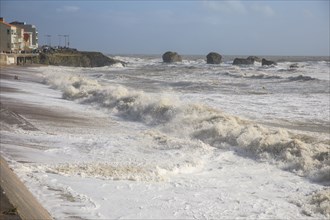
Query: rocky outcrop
[[206, 52, 222, 64], [162, 51, 182, 63], [262, 58, 277, 66], [289, 63, 299, 69], [37, 50, 125, 67], [233, 57, 255, 65], [247, 56, 261, 62]]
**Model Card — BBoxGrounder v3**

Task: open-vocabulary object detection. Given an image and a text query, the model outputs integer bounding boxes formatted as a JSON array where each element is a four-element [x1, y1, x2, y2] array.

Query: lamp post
[[63, 35, 70, 48], [44, 34, 51, 47], [58, 35, 66, 48], [58, 35, 62, 47]]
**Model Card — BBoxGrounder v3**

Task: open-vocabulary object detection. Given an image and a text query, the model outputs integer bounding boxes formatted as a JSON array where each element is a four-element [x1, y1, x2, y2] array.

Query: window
[[7, 29, 10, 34]]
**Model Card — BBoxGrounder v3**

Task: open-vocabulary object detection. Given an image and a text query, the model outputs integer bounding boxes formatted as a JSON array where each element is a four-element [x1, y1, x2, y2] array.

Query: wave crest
[[179, 104, 329, 183], [44, 71, 330, 184]]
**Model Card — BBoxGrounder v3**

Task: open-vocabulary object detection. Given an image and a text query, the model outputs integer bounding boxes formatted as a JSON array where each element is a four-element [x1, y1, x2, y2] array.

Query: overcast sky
[[1, 0, 329, 56]]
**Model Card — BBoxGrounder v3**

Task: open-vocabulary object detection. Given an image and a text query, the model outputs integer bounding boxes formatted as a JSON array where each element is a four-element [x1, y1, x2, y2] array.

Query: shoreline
[[0, 68, 52, 220], [1, 53, 329, 69], [0, 63, 329, 219], [0, 66, 115, 219]]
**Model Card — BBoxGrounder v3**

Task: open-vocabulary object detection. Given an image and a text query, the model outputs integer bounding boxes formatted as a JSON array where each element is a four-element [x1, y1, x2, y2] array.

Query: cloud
[[56, 6, 80, 13], [204, 1, 247, 14], [251, 4, 275, 17]]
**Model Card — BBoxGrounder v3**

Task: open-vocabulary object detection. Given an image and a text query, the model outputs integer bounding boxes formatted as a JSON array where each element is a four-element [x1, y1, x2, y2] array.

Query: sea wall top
[[37, 49, 125, 67]]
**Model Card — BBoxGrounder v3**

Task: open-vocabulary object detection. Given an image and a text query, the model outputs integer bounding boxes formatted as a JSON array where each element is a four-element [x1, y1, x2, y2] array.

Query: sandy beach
[[0, 66, 101, 219], [0, 66, 114, 219], [1, 0, 329, 218], [0, 62, 329, 219], [0, 66, 52, 219]]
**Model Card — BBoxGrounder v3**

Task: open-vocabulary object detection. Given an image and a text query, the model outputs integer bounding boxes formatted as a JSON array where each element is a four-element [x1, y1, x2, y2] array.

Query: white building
[[0, 18, 14, 52], [10, 21, 38, 50], [0, 18, 26, 53], [0, 17, 38, 53]]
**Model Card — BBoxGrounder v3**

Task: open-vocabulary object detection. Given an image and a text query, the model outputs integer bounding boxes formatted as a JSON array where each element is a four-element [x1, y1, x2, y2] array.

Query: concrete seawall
[[0, 157, 53, 220], [1, 51, 125, 67], [0, 53, 39, 65]]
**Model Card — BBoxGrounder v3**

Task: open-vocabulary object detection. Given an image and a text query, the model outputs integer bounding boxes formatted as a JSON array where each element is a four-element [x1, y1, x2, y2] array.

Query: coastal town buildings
[[10, 21, 38, 50], [0, 17, 38, 53], [0, 18, 19, 52]]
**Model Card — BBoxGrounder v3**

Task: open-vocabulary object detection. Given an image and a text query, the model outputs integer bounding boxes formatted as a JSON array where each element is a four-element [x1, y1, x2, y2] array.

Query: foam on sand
[[1, 64, 328, 219], [48, 162, 166, 182], [42, 70, 330, 184]]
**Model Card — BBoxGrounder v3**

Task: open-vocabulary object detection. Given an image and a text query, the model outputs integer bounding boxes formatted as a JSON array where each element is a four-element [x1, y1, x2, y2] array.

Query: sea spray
[[176, 104, 329, 182], [43, 69, 330, 184], [2, 60, 329, 219]]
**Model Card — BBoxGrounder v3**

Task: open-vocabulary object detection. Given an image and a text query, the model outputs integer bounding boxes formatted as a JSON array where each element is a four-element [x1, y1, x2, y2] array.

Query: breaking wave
[[45, 72, 178, 125], [288, 75, 317, 81], [176, 104, 329, 183], [222, 71, 282, 80], [295, 189, 330, 217], [308, 189, 330, 217], [222, 71, 318, 82], [44, 71, 330, 184]]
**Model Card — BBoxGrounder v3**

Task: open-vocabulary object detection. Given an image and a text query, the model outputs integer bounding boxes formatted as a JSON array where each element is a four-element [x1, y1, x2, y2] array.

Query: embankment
[[37, 50, 125, 67], [0, 157, 53, 220]]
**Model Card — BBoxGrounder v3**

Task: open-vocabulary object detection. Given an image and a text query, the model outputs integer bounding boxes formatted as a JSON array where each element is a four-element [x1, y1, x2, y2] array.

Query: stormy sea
[[1, 55, 329, 219]]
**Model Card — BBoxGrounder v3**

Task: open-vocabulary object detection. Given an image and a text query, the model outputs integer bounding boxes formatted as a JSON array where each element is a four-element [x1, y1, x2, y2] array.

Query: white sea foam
[[308, 189, 330, 217], [2, 58, 329, 219], [41, 68, 330, 184], [48, 162, 166, 181]]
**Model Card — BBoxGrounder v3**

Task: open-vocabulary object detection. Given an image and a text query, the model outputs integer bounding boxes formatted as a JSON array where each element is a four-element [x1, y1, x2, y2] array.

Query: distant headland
[[36, 46, 126, 67], [0, 17, 126, 67], [1, 17, 328, 67]]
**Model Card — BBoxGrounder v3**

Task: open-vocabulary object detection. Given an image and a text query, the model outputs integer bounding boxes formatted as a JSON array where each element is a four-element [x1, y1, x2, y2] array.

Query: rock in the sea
[[262, 58, 277, 66], [289, 63, 299, 69], [233, 57, 255, 65], [247, 56, 261, 62], [162, 51, 182, 63], [206, 52, 222, 64]]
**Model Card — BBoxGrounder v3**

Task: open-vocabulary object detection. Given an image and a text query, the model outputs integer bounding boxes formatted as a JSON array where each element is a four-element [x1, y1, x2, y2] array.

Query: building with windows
[[10, 21, 38, 50], [0, 20, 11, 52], [0, 17, 38, 53], [0, 18, 18, 52]]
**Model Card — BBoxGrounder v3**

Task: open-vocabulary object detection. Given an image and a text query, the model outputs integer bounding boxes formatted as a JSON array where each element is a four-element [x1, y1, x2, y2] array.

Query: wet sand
[[0, 66, 113, 130], [0, 67, 53, 220], [0, 66, 114, 219]]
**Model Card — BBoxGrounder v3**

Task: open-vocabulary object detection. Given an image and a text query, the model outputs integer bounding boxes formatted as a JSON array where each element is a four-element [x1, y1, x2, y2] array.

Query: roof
[[0, 20, 15, 28], [0, 20, 11, 27], [10, 21, 26, 25]]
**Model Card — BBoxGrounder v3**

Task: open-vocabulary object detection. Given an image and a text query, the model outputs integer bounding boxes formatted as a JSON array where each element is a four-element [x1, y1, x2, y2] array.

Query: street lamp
[[63, 34, 70, 48], [58, 34, 63, 47], [44, 34, 51, 47]]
